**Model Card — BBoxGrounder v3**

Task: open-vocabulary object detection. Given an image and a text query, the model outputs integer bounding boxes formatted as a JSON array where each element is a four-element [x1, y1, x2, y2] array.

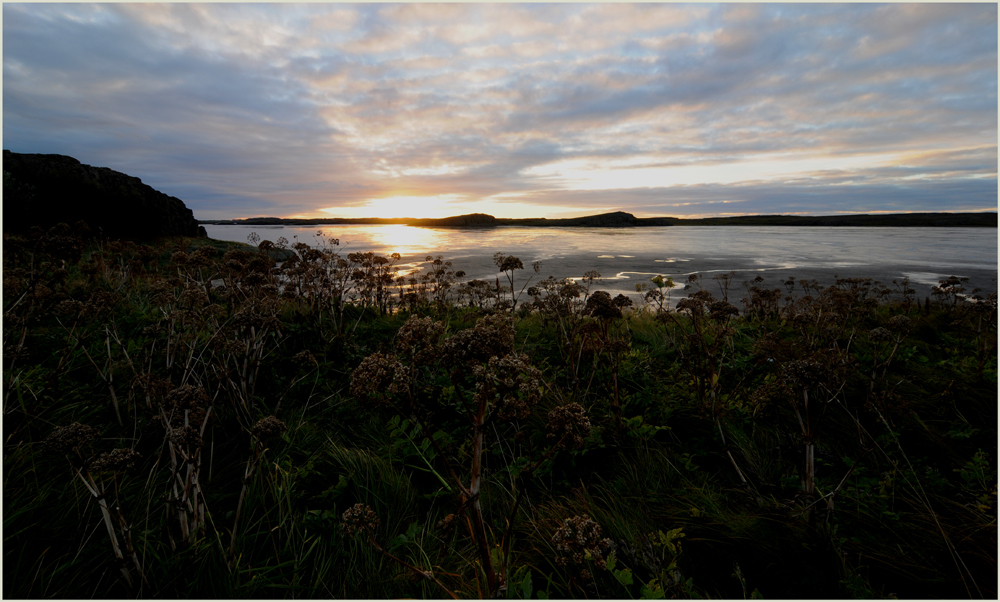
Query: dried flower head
[[585, 291, 622, 320], [709, 300, 739, 321], [89, 448, 141, 473], [780, 359, 832, 390], [441, 314, 516, 368], [546, 403, 593, 450], [350, 352, 411, 405], [342, 503, 380, 537], [251, 416, 287, 440], [292, 350, 317, 364], [54, 299, 84, 317], [552, 514, 615, 570], [43, 422, 100, 456], [868, 327, 893, 342], [169, 425, 203, 450], [164, 384, 211, 411], [887, 315, 912, 332], [473, 353, 543, 421], [162, 384, 212, 428], [493, 252, 524, 273], [395, 315, 445, 364], [675, 297, 704, 316]]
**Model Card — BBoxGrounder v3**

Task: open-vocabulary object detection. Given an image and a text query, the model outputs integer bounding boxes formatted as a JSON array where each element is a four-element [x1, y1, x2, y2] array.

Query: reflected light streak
[[314, 224, 447, 257]]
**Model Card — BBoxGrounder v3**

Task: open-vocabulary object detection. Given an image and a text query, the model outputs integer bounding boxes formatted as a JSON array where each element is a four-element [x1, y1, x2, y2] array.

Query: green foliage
[[2, 229, 996, 599]]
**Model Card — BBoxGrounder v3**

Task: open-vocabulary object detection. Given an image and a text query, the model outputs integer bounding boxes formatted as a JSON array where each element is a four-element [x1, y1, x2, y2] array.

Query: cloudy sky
[[3, 3, 997, 220]]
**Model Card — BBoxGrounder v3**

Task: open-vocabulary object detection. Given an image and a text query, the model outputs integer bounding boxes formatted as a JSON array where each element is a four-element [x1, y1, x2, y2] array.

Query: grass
[[2, 225, 996, 598]]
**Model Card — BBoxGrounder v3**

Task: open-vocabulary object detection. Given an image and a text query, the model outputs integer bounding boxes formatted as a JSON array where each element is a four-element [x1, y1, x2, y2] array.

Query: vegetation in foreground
[[3, 223, 997, 599]]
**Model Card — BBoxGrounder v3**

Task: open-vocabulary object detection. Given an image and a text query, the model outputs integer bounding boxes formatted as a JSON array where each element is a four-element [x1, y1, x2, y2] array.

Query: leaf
[[613, 568, 634, 587], [640, 579, 665, 599], [520, 569, 533, 599]]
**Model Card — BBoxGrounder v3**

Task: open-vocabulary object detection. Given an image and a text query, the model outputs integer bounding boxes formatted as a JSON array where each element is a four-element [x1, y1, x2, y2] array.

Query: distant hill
[[205, 211, 997, 228], [3, 151, 205, 239], [667, 213, 998, 227]]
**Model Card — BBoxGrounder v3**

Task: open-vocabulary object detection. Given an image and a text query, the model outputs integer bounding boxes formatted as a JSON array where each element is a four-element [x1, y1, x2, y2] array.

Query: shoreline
[[199, 211, 998, 229]]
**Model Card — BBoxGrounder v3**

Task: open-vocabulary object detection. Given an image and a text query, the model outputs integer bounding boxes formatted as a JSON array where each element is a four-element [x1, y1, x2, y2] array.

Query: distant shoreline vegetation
[[201, 210, 999, 228]]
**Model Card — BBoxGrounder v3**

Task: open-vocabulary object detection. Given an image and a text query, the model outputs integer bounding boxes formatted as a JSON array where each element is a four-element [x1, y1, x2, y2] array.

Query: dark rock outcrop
[[3, 151, 205, 239]]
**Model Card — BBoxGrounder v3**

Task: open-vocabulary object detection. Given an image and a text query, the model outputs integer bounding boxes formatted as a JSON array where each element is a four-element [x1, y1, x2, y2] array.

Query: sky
[[3, 3, 997, 220]]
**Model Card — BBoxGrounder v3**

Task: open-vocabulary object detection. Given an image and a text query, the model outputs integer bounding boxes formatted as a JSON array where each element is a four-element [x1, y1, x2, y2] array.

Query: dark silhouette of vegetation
[[3, 223, 996, 599]]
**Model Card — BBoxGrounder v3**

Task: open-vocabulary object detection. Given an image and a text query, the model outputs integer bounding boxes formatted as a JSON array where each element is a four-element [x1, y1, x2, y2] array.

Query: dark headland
[[4, 151, 205, 239], [203, 210, 998, 228]]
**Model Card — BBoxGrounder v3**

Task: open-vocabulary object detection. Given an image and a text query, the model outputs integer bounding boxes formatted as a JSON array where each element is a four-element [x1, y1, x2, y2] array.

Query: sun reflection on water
[[314, 225, 447, 257]]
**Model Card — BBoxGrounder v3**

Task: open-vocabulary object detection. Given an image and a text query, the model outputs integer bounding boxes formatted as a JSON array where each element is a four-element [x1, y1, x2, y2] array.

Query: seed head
[[585, 291, 621, 320], [780, 359, 830, 390], [441, 314, 515, 368], [869, 327, 893, 342], [89, 448, 141, 473], [709, 300, 739, 321], [342, 503, 380, 537], [551, 515, 615, 570], [43, 422, 100, 456], [473, 353, 543, 421], [350, 352, 411, 405], [887, 315, 912, 332], [395, 315, 445, 364], [251, 416, 287, 440], [169, 425, 203, 450], [546, 403, 592, 450]]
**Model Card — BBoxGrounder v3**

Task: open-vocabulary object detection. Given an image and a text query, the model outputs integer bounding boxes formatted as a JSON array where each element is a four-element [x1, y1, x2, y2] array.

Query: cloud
[[3, 3, 995, 220]]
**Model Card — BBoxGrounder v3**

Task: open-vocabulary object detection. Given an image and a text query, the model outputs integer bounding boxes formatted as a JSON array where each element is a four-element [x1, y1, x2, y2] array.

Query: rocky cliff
[[3, 151, 205, 239]]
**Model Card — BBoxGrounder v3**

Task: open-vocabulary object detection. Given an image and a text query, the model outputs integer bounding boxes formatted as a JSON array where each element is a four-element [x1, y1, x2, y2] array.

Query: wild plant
[[664, 287, 757, 488], [740, 275, 783, 320], [636, 274, 677, 314], [349, 313, 590, 597], [349, 251, 401, 315], [493, 252, 540, 312], [931, 275, 969, 308], [277, 233, 358, 334], [341, 502, 459, 597], [551, 514, 616, 589], [891, 276, 917, 312], [751, 352, 849, 523], [455, 278, 499, 310], [713, 270, 737, 302], [228, 416, 287, 565], [42, 422, 146, 592], [212, 297, 284, 425], [524, 276, 591, 381], [582, 291, 634, 436], [219, 246, 277, 303], [156, 384, 214, 550]]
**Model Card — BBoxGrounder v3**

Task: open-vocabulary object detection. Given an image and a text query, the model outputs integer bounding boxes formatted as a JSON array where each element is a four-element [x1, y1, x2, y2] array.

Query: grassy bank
[[3, 224, 996, 598]]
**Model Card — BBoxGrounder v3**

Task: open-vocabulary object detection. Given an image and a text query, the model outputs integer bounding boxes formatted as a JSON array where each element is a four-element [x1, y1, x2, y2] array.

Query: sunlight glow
[[322, 195, 463, 219], [522, 152, 915, 190], [320, 194, 614, 220], [314, 224, 447, 257]]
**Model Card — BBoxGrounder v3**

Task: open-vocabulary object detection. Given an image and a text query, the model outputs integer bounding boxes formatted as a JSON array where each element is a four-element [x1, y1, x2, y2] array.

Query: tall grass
[[3, 225, 995, 598]]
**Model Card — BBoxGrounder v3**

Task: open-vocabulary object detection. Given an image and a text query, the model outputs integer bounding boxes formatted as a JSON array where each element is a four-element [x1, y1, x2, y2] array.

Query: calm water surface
[[204, 225, 998, 298]]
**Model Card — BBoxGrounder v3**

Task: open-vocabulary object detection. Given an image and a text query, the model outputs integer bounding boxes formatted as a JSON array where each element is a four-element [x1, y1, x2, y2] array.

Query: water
[[203, 224, 998, 298]]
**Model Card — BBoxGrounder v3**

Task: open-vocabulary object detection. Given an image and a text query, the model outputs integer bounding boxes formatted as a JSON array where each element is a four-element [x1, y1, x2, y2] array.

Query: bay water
[[203, 224, 998, 300]]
